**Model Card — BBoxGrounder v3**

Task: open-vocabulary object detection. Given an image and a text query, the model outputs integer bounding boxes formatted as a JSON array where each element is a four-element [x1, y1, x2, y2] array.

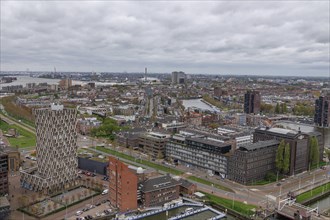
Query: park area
[[0, 120, 36, 148], [20, 187, 99, 218]]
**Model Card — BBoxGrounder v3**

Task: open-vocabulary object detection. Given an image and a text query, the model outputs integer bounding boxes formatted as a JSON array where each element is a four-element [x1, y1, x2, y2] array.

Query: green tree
[[325, 148, 330, 165], [275, 103, 280, 114], [90, 118, 122, 140], [309, 136, 320, 167], [283, 143, 290, 173], [276, 140, 285, 172], [260, 103, 274, 114], [282, 103, 287, 113]]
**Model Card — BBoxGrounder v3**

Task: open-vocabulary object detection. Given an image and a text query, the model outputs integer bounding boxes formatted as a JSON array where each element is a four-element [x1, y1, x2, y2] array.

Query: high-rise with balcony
[[244, 90, 261, 114], [20, 104, 78, 193]]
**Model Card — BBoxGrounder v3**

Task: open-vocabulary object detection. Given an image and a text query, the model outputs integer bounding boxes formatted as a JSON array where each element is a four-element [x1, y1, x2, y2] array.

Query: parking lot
[[67, 200, 114, 220]]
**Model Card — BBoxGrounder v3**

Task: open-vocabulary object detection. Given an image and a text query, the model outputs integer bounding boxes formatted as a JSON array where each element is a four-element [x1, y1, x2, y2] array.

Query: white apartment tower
[[20, 104, 78, 193]]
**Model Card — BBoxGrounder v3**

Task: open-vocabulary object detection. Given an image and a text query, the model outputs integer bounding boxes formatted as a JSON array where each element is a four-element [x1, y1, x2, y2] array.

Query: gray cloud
[[1, 1, 329, 76]]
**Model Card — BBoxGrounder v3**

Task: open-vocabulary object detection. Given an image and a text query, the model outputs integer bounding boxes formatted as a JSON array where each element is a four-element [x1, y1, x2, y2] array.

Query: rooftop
[[140, 175, 180, 193], [239, 139, 280, 151]]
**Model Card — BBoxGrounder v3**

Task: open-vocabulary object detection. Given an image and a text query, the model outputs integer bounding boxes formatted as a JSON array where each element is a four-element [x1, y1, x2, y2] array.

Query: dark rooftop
[[239, 139, 280, 151], [140, 175, 180, 193]]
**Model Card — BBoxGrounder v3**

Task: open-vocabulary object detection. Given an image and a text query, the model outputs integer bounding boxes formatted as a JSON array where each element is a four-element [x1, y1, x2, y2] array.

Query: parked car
[[76, 211, 83, 216], [102, 189, 109, 195]]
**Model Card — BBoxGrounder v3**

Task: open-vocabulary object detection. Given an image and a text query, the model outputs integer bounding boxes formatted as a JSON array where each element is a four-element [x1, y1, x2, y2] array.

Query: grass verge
[[204, 192, 256, 217], [296, 182, 330, 203], [0, 121, 36, 148], [95, 146, 183, 175]]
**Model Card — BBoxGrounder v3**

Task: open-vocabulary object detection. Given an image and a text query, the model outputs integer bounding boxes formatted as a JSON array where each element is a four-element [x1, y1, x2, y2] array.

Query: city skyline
[[1, 1, 329, 77]]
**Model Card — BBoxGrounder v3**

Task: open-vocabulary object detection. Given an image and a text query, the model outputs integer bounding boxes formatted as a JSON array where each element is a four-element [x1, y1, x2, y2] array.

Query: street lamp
[[232, 193, 235, 209], [65, 201, 67, 219]]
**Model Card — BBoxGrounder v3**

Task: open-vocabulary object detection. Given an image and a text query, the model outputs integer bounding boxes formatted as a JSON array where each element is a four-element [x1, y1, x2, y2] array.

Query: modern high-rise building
[[244, 90, 261, 114], [314, 95, 330, 127], [20, 104, 78, 193], [171, 71, 186, 85], [109, 156, 138, 212]]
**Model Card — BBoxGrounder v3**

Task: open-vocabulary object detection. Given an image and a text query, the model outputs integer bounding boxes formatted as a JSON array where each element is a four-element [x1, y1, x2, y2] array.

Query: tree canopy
[[309, 136, 320, 167], [90, 118, 122, 140], [276, 140, 290, 174]]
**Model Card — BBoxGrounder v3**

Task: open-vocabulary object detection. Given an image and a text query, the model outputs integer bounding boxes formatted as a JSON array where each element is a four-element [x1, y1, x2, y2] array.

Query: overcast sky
[[1, 1, 329, 76]]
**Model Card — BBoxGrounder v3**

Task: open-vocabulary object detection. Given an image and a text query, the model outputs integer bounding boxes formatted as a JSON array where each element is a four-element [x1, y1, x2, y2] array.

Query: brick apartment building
[[109, 156, 138, 212], [139, 175, 181, 207]]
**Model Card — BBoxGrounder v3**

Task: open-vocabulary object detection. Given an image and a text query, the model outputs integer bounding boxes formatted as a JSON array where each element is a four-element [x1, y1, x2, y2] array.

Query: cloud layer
[[1, 1, 329, 76]]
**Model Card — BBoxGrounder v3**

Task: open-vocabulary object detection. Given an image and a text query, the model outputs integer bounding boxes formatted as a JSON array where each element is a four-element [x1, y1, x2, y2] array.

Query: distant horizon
[[1, 70, 329, 79]]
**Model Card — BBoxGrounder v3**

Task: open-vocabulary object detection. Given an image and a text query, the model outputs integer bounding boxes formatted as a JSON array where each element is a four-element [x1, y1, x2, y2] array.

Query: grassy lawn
[[0, 121, 36, 148], [311, 161, 327, 170], [95, 146, 183, 175], [204, 192, 257, 216], [296, 182, 330, 203], [95, 146, 233, 192], [251, 174, 285, 186]]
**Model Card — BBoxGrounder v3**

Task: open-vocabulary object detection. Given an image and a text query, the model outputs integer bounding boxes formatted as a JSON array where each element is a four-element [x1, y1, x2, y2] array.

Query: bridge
[[276, 198, 327, 220]]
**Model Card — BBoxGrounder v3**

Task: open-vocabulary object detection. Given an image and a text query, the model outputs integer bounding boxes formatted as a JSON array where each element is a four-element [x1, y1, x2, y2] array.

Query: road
[[0, 112, 36, 134]]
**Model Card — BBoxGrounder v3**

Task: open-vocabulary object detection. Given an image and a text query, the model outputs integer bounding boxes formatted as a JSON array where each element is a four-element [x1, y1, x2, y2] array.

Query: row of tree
[[275, 137, 320, 174], [275, 140, 290, 173], [275, 103, 287, 114]]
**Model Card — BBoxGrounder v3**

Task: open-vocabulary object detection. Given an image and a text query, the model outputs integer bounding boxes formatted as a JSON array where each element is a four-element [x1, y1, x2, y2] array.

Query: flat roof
[[239, 140, 280, 151]]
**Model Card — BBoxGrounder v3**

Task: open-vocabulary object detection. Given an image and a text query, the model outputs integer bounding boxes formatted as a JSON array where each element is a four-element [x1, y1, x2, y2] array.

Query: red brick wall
[[109, 156, 138, 212]]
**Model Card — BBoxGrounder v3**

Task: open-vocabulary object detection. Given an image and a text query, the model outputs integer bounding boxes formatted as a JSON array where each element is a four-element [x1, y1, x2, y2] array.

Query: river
[[0, 75, 60, 87], [310, 195, 330, 214], [0, 75, 124, 88]]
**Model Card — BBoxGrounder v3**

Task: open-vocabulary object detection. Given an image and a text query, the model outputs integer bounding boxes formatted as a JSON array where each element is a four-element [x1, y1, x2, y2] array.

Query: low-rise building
[[77, 117, 101, 135], [139, 132, 169, 159], [166, 131, 232, 178], [139, 175, 181, 207]]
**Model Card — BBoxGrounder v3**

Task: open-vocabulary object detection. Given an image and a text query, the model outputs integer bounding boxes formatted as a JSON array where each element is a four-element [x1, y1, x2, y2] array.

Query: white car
[[102, 189, 109, 195], [76, 211, 83, 216]]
